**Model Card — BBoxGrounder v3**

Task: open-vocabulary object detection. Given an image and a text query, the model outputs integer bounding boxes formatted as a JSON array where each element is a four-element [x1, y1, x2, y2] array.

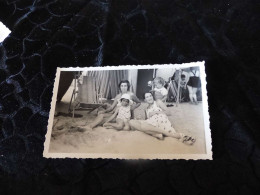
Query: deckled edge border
[[43, 61, 212, 160]]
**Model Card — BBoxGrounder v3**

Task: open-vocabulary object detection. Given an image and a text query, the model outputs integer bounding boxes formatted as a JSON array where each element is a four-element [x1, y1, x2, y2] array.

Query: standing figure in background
[[179, 74, 189, 102], [151, 77, 168, 102], [186, 67, 201, 105]]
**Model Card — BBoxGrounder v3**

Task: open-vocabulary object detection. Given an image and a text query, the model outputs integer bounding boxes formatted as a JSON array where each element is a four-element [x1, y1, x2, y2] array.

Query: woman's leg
[[104, 119, 124, 130], [129, 120, 181, 139], [192, 87, 198, 104], [129, 120, 142, 130], [129, 120, 195, 144], [129, 120, 163, 139], [129, 120, 163, 134], [84, 113, 112, 130], [187, 85, 194, 103], [143, 131, 164, 140]]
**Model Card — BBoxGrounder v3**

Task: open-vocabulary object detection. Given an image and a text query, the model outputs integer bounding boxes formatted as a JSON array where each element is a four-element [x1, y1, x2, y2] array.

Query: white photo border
[[43, 61, 212, 160]]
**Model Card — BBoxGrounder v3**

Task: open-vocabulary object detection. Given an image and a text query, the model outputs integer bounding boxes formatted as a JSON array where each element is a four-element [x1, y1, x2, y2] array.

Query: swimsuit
[[187, 70, 201, 88], [145, 101, 174, 131], [117, 106, 131, 121]]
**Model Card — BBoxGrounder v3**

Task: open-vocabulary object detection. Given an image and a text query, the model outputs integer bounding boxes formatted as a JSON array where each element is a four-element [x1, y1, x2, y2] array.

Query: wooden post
[[176, 70, 181, 107], [72, 72, 77, 121]]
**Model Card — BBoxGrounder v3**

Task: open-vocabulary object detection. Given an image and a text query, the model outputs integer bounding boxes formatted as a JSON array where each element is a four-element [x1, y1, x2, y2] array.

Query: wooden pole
[[176, 70, 181, 107], [72, 72, 77, 121]]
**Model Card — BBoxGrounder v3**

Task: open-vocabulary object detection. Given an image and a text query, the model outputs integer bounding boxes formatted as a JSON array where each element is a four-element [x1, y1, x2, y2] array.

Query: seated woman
[[82, 80, 141, 131], [129, 92, 196, 145]]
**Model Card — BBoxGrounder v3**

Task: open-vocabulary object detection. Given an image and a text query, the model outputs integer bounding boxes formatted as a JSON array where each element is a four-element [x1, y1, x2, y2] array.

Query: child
[[151, 77, 168, 102], [180, 74, 187, 88], [179, 74, 189, 102], [103, 94, 133, 130]]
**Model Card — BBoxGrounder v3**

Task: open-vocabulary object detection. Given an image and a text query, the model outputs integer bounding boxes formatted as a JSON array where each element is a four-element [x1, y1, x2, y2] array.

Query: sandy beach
[[48, 84, 207, 155]]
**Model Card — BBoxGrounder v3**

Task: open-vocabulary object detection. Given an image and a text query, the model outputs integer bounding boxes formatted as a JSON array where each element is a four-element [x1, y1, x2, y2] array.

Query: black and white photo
[[44, 62, 211, 159]]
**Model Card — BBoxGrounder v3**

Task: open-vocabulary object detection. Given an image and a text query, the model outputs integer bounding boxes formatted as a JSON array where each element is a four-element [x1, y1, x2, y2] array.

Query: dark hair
[[181, 74, 186, 79], [118, 80, 130, 91], [121, 98, 129, 103], [143, 92, 154, 100]]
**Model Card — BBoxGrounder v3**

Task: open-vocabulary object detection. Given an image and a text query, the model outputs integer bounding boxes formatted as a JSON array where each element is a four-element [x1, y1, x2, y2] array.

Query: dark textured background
[[0, 0, 260, 194]]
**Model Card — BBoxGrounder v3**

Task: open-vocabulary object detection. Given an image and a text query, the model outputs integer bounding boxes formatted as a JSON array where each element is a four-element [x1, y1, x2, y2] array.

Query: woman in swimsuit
[[129, 92, 196, 144]]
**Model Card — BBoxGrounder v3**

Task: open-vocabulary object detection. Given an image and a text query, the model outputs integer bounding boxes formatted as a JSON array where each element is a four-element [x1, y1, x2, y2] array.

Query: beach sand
[[48, 84, 207, 156]]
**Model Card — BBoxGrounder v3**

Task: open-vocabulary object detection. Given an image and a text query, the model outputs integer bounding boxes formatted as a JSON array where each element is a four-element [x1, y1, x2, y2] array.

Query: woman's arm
[[131, 93, 141, 103], [185, 72, 190, 84], [130, 94, 141, 110], [144, 108, 148, 120], [185, 77, 189, 89], [156, 100, 171, 116], [104, 94, 120, 113], [196, 69, 200, 77]]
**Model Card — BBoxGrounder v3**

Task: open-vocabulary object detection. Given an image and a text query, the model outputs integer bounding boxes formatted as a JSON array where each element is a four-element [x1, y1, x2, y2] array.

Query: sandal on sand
[[179, 133, 196, 145]]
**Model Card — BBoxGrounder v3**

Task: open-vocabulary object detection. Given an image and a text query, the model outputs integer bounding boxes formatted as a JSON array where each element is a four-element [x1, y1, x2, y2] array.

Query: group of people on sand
[[81, 74, 198, 145]]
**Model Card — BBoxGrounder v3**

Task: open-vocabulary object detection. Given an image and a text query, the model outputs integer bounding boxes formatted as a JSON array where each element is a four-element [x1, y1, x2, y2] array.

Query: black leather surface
[[0, 0, 259, 194]]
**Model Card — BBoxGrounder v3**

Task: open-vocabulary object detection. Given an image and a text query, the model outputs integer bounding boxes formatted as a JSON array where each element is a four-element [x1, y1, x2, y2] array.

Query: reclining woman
[[129, 92, 196, 145], [82, 80, 141, 131]]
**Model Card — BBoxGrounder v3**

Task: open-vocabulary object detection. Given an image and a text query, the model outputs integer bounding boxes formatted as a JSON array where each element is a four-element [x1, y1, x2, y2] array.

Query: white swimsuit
[[117, 106, 131, 121], [146, 101, 173, 131]]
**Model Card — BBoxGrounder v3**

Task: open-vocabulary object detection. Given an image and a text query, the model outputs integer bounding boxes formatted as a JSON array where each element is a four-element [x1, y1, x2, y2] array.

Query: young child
[[179, 74, 189, 102], [103, 94, 133, 130], [180, 74, 187, 88], [151, 77, 168, 102]]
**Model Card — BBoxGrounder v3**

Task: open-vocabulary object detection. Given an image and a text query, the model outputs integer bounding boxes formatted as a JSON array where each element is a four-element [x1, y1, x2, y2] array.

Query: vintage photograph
[[43, 62, 212, 159]]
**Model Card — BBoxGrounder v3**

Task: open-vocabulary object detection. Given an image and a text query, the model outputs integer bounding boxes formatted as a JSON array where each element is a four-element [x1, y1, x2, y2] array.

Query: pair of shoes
[[183, 136, 196, 145]]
